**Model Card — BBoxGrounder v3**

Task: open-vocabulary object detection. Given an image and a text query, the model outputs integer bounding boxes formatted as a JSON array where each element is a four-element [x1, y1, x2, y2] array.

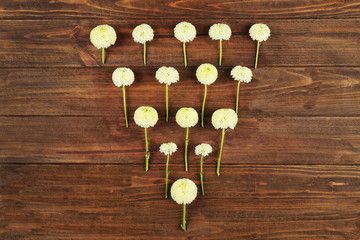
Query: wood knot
[[70, 25, 81, 40]]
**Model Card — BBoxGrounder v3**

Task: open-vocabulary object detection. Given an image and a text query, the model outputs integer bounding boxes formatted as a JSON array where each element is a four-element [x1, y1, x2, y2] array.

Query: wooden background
[[1, 1, 360, 239]]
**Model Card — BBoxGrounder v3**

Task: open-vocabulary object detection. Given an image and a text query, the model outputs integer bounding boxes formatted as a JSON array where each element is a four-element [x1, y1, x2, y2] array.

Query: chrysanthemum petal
[[132, 24, 154, 44], [134, 106, 159, 128], [249, 23, 271, 42], [230, 66, 252, 83], [171, 178, 198, 205], [175, 107, 199, 128], [174, 22, 197, 42], [90, 25, 117, 49], [209, 23, 232, 41], [112, 68, 135, 87], [195, 143, 213, 156], [196, 63, 218, 85], [211, 109, 238, 130], [155, 66, 180, 85], [160, 142, 178, 155]]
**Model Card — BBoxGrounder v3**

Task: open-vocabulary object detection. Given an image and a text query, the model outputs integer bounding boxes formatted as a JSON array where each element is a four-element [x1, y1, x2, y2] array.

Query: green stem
[[217, 128, 226, 176], [102, 48, 105, 64], [219, 39, 222, 66], [201, 85, 207, 127], [255, 40, 260, 69], [180, 204, 186, 231], [165, 154, 170, 198], [184, 127, 189, 171], [183, 42, 187, 68], [143, 42, 146, 65], [236, 80, 241, 114], [144, 128, 149, 171], [200, 155, 204, 195], [122, 86, 128, 128], [166, 83, 169, 122]]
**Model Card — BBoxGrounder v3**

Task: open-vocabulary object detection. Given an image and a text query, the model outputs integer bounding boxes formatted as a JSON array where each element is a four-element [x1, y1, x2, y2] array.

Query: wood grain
[[1, 1, 360, 239], [1, 0, 359, 20], [0, 116, 359, 165], [1, 67, 359, 116], [1, 19, 359, 67], [1, 164, 360, 239]]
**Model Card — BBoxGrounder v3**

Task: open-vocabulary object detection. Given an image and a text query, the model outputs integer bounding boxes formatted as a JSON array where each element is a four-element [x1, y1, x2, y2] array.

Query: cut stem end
[[181, 204, 187, 231]]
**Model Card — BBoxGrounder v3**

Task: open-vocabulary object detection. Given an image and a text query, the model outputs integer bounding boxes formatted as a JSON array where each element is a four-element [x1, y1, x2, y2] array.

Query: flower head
[[209, 24, 231, 41], [132, 24, 154, 44], [171, 178, 198, 205], [196, 63, 218, 85], [160, 142, 177, 155], [134, 106, 158, 128], [112, 68, 135, 87], [231, 66, 252, 83], [195, 143, 213, 157], [174, 22, 197, 42], [249, 23, 271, 42], [212, 109, 238, 130], [176, 107, 198, 128], [155, 67, 180, 85], [90, 25, 117, 49]]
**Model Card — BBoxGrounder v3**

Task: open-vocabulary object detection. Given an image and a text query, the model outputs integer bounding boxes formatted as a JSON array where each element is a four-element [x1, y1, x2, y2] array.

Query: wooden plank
[[0, 0, 359, 20], [1, 67, 359, 116], [0, 116, 359, 165], [1, 164, 360, 239], [0, 19, 359, 67]]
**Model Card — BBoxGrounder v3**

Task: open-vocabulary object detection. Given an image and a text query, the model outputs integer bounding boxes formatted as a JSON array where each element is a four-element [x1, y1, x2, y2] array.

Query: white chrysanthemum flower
[[231, 66, 252, 83], [176, 108, 198, 128], [155, 67, 180, 86], [195, 143, 213, 157], [174, 22, 197, 42], [212, 109, 238, 130], [175, 22, 196, 68], [112, 68, 135, 87], [132, 24, 154, 44], [209, 24, 232, 41], [134, 106, 159, 128], [249, 23, 271, 42], [160, 142, 177, 156], [112, 68, 135, 128], [90, 25, 117, 49], [176, 107, 198, 171], [196, 63, 218, 85], [171, 178, 198, 205], [213, 109, 237, 176]]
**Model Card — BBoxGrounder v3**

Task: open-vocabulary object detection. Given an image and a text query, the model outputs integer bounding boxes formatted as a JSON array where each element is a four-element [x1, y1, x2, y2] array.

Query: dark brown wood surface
[[1, 0, 359, 19], [1, 0, 360, 239], [0, 116, 359, 165], [0, 19, 359, 67], [1, 164, 360, 240], [1, 67, 359, 116]]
